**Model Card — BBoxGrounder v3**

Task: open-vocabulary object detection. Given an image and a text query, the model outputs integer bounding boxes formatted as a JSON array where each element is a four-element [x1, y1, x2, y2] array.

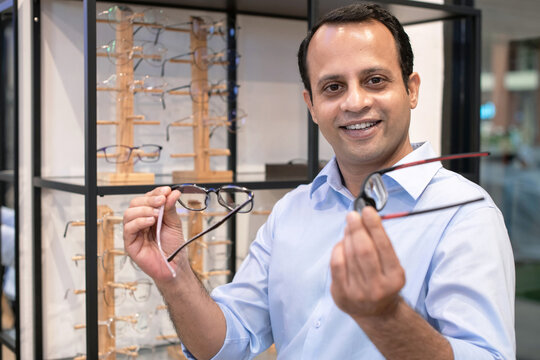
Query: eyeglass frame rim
[[171, 183, 254, 212], [354, 151, 490, 214]]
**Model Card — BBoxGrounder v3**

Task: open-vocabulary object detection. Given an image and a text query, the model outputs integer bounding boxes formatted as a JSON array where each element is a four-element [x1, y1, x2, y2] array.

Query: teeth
[[345, 122, 377, 130]]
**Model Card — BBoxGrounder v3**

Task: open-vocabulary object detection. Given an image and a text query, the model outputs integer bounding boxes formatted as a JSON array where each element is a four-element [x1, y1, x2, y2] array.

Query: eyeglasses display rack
[[29, 0, 481, 359], [170, 16, 233, 184], [96, 8, 159, 185]]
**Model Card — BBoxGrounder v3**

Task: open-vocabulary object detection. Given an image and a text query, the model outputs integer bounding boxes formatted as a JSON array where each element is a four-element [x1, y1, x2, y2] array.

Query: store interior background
[[0, 0, 538, 358]]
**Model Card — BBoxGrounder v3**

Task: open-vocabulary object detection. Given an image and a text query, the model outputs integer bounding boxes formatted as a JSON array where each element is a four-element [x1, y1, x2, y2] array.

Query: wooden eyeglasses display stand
[[171, 17, 233, 184], [97, 205, 118, 355], [97, 9, 158, 185]]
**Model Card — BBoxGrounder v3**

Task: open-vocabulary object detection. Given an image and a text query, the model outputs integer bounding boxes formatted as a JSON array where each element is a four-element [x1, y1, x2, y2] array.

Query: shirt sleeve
[[199, 200, 279, 360], [426, 204, 516, 360]]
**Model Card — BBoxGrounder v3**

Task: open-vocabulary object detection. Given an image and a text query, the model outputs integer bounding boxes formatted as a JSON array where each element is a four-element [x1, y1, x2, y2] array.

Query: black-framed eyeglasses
[[97, 144, 163, 164], [157, 184, 254, 271], [354, 152, 490, 220]]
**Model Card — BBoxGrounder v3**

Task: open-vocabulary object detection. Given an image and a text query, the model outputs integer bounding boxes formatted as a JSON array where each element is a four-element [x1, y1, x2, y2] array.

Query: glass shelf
[[34, 174, 308, 195]]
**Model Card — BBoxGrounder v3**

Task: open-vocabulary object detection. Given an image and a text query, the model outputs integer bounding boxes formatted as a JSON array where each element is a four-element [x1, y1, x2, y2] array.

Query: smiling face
[[304, 20, 420, 188]]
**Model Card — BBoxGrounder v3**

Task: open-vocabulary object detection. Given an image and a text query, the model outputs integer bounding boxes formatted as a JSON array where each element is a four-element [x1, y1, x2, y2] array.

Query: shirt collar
[[384, 142, 441, 200], [310, 142, 440, 201]]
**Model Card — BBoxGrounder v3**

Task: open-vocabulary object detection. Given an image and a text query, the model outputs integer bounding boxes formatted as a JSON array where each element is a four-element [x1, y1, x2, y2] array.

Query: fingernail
[[153, 208, 160, 216]]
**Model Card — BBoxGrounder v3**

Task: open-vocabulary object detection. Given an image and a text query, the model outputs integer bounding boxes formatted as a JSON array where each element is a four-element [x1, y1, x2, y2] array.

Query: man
[[123, 4, 515, 359]]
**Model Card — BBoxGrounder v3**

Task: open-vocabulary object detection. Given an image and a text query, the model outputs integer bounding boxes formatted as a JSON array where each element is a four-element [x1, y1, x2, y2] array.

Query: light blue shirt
[[185, 142, 515, 359]]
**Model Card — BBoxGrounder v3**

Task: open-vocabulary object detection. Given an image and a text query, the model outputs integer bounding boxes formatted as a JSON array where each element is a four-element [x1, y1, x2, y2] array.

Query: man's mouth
[[342, 121, 381, 130]]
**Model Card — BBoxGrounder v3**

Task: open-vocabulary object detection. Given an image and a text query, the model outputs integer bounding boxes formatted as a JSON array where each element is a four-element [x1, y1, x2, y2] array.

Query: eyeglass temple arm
[[161, 51, 193, 76], [380, 197, 484, 220], [166, 198, 252, 262], [379, 152, 490, 176]]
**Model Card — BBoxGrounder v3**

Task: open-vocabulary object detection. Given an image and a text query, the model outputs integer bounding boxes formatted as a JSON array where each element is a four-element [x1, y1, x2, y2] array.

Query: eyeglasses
[[63, 219, 86, 238], [161, 79, 236, 109], [97, 39, 167, 67], [165, 108, 247, 141], [104, 279, 153, 306], [156, 184, 254, 275], [74, 312, 150, 339], [72, 248, 140, 273], [64, 279, 152, 306], [353, 152, 489, 219], [168, 16, 229, 41], [98, 5, 167, 34], [97, 74, 168, 94], [161, 47, 240, 75], [97, 144, 163, 164]]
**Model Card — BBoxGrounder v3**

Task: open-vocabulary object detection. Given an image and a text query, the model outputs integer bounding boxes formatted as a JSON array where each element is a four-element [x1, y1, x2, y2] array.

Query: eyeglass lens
[[217, 187, 252, 212], [362, 173, 388, 211]]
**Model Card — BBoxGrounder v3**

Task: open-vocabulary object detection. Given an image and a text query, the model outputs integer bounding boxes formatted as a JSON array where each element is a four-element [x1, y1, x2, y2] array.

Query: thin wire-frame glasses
[[165, 108, 247, 141], [156, 184, 254, 276], [160, 79, 236, 109], [353, 152, 489, 219]]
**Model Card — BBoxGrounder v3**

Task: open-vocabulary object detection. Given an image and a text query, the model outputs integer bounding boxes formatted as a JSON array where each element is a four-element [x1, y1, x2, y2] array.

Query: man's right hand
[[123, 186, 186, 283]]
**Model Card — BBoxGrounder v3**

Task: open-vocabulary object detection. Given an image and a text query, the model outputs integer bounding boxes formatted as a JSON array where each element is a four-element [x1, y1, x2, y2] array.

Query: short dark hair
[[297, 3, 414, 98]]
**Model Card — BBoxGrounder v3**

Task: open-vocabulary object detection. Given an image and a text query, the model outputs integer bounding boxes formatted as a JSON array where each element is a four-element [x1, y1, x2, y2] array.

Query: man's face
[[303, 21, 420, 172]]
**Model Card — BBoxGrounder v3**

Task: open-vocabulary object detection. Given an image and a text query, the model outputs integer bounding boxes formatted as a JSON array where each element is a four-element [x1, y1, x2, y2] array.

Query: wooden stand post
[[97, 205, 115, 356], [187, 203, 204, 274]]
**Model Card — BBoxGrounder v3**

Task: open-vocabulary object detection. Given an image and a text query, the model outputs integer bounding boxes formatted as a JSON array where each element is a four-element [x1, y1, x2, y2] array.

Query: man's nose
[[339, 84, 373, 112]]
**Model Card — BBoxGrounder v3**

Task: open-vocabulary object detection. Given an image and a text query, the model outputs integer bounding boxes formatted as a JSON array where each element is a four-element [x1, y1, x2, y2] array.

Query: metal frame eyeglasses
[[353, 152, 489, 220]]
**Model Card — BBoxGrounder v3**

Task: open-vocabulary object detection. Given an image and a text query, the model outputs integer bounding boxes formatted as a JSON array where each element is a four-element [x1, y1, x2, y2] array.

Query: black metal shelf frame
[[0, 0, 19, 358], [31, 0, 480, 358]]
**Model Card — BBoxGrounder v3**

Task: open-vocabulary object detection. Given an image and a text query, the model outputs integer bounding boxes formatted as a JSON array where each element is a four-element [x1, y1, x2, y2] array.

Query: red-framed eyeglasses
[[353, 152, 489, 220]]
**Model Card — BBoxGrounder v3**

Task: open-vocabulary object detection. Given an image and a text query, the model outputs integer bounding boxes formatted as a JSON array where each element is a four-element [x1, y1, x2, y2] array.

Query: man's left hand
[[330, 207, 406, 320]]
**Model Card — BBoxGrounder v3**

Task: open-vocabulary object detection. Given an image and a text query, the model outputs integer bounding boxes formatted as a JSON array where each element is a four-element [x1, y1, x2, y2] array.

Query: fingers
[[343, 211, 382, 282], [123, 215, 155, 245], [145, 186, 172, 197], [330, 241, 347, 300], [360, 207, 401, 273], [165, 189, 181, 214], [123, 187, 174, 245]]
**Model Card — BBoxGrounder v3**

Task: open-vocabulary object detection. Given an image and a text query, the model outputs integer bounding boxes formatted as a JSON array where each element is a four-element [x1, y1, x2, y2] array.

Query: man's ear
[[303, 89, 318, 124], [407, 72, 421, 109]]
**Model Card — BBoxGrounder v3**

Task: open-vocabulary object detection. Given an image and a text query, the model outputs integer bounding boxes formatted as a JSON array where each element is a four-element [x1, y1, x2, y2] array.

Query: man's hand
[[330, 206, 405, 320], [123, 186, 186, 283]]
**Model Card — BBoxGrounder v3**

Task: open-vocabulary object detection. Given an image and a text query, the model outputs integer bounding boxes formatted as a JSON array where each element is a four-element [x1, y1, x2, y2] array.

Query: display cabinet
[[31, 0, 480, 358], [0, 0, 19, 358]]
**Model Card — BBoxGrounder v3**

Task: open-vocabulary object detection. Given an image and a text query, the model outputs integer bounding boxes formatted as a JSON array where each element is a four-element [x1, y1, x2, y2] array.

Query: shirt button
[[314, 320, 321, 328]]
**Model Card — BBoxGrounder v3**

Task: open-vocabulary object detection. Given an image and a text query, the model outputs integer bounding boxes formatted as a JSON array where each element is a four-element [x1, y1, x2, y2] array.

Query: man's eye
[[324, 84, 341, 92], [368, 77, 384, 85]]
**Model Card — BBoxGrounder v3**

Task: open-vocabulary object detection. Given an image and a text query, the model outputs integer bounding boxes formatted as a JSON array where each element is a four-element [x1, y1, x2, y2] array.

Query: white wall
[[16, 0, 445, 358]]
